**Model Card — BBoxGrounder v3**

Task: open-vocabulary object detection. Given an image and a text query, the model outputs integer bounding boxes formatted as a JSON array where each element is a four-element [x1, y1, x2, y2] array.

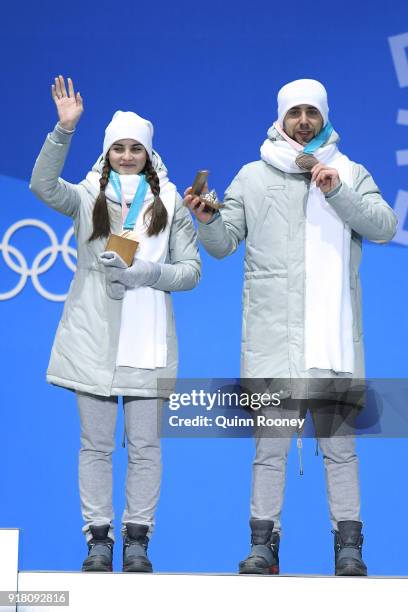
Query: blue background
[[1, 0, 408, 575]]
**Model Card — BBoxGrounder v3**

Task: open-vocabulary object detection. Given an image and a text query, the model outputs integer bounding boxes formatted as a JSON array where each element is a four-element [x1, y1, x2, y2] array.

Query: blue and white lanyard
[[109, 170, 149, 230], [303, 121, 334, 154]]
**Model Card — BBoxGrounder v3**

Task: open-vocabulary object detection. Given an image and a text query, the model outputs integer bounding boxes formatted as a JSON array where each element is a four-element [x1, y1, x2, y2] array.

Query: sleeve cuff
[[56, 122, 75, 134], [199, 211, 221, 225], [325, 181, 343, 199], [49, 123, 75, 145]]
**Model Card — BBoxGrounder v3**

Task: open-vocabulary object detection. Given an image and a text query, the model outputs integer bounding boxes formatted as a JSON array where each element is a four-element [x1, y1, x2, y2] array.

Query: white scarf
[[85, 154, 176, 370], [260, 130, 354, 374]]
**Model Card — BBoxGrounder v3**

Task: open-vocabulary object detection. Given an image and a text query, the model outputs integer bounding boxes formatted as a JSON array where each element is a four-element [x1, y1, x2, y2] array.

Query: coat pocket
[[250, 192, 288, 268], [251, 198, 272, 243], [252, 186, 286, 239], [242, 273, 288, 348], [241, 273, 290, 377]]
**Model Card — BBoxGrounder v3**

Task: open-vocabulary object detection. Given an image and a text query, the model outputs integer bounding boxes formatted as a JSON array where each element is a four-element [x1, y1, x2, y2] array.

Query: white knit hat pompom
[[103, 110, 154, 160], [277, 79, 329, 127]]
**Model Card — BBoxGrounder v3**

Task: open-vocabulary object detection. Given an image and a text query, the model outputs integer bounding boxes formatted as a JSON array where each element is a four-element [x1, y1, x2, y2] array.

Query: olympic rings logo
[[0, 219, 77, 302]]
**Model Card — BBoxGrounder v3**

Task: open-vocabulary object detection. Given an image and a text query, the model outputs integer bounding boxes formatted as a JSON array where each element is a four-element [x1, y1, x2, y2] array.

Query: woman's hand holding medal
[[99, 252, 161, 300]]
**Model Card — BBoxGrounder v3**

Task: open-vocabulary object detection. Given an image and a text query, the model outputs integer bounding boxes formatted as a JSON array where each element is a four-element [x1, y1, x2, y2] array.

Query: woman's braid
[[99, 159, 111, 192], [89, 158, 112, 241], [143, 156, 168, 236]]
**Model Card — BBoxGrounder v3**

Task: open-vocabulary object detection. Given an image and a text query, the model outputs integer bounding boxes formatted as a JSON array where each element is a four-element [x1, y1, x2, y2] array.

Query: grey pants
[[76, 392, 162, 542], [251, 404, 361, 532]]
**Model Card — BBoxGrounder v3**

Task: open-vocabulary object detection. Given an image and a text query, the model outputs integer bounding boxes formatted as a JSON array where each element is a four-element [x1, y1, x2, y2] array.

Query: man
[[184, 79, 397, 576]]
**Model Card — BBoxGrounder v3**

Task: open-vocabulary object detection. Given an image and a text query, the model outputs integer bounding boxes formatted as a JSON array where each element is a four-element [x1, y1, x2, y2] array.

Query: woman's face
[[108, 139, 147, 174]]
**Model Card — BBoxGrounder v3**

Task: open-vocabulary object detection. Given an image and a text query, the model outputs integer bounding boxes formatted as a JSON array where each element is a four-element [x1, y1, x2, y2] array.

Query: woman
[[30, 76, 201, 573]]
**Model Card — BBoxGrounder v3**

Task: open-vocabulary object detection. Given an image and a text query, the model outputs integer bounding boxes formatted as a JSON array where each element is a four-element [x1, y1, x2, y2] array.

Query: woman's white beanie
[[277, 79, 329, 127], [103, 111, 154, 159]]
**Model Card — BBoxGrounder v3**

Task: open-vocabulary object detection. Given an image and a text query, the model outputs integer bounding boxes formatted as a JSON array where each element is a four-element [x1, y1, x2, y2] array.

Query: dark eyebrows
[[112, 143, 143, 148], [288, 106, 318, 112]]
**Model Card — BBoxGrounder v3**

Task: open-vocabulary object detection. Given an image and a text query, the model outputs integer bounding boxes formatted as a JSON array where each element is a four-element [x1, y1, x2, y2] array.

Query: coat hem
[[46, 374, 174, 399]]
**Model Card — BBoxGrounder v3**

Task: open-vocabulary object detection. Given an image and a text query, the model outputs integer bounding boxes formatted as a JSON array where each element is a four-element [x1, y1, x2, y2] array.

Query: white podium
[[17, 571, 408, 612], [1, 529, 407, 612], [0, 529, 19, 612]]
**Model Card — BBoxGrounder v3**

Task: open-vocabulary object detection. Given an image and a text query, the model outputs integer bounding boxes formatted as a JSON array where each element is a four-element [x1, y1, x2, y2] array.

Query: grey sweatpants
[[76, 392, 162, 542], [251, 404, 361, 532]]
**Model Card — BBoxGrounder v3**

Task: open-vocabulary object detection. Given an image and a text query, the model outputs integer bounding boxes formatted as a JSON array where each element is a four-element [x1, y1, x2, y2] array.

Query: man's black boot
[[333, 520, 367, 576], [82, 525, 113, 572], [239, 519, 280, 575], [122, 523, 153, 573]]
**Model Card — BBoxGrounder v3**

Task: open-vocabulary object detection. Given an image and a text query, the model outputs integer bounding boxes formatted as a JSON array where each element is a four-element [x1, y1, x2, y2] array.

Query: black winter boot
[[333, 520, 367, 576], [82, 525, 113, 572], [122, 523, 153, 573], [239, 519, 280, 575]]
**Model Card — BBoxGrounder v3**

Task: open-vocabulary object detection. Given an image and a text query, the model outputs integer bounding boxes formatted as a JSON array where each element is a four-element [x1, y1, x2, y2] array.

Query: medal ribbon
[[109, 170, 149, 230]]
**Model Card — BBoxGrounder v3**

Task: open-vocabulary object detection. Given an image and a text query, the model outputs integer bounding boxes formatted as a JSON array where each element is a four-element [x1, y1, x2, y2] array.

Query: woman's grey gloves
[[99, 251, 161, 300]]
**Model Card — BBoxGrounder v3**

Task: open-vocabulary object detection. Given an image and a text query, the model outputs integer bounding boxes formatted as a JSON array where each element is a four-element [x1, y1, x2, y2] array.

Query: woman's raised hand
[[51, 76, 84, 131]]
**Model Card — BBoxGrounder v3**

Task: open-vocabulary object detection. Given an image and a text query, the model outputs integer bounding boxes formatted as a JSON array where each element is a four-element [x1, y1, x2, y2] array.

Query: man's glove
[[99, 251, 161, 291]]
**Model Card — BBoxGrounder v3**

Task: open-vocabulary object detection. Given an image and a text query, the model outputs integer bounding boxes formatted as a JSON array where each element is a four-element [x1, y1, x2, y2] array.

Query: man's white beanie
[[103, 111, 154, 159], [277, 79, 329, 127]]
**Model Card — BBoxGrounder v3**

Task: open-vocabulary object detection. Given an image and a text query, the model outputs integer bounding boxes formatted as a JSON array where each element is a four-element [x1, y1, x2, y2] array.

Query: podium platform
[[0, 529, 19, 612], [1, 530, 407, 612], [16, 571, 408, 612]]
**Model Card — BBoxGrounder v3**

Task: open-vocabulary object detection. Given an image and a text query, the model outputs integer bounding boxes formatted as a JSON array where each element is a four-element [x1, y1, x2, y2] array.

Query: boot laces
[[332, 531, 362, 553], [89, 539, 113, 553], [124, 537, 148, 552]]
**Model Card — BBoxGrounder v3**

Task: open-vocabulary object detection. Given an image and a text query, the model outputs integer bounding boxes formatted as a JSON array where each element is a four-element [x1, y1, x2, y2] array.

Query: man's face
[[283, 105, 324, 145]]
